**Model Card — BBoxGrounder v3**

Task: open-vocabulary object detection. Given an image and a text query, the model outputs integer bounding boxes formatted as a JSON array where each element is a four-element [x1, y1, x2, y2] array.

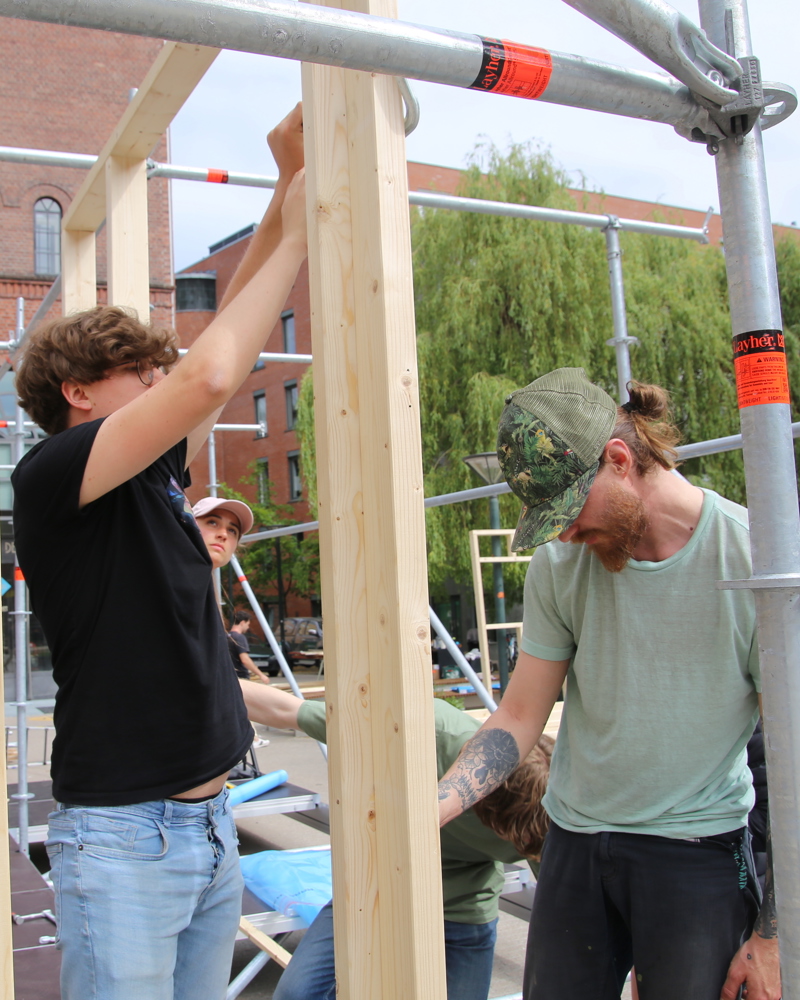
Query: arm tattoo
[[438, 728, 520, 813], [754, 822, 778, 939]]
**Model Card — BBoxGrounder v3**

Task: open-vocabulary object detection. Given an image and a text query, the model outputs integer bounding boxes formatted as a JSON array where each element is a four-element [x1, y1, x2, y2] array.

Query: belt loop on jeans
[[162, 798, 174, 827]]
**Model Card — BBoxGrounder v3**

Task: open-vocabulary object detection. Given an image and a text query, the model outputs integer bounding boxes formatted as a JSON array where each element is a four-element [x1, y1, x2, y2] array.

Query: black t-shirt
[[12, 419, 252, 805], [228, 631, 251, 679]]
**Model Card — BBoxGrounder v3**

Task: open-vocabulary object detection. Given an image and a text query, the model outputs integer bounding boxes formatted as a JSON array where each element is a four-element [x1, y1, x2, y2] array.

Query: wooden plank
[[63, 41, 219, 233], [238, 917, 292, 968], [61, 229, 97, 314], [105, 156, 150, 317], [469, 530, 494, 693], [302, 3, 447, 996]]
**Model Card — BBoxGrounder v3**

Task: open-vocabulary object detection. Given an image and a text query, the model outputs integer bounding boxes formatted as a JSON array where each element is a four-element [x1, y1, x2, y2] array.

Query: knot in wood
[[416, 625, 428, 641], [400, 374, 413, 389]]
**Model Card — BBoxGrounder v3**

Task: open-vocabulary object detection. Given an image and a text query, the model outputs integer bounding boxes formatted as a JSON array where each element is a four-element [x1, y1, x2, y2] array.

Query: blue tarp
[[240, 848, 332, 927]]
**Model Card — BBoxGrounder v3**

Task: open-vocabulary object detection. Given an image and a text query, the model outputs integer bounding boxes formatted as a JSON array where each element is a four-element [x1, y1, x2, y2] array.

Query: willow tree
[[298, 142, 800, 605]]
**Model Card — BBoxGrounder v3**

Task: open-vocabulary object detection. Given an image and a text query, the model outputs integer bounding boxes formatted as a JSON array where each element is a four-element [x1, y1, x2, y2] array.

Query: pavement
[[4, 682, 632, 1000]]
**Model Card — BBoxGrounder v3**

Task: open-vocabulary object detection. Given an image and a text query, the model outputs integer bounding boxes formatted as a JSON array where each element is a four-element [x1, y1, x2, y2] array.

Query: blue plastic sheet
[[240, 848, 332, 927]]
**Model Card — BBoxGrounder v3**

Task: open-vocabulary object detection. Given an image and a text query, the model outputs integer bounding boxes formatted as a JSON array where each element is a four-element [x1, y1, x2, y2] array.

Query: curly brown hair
[[473, 734, 554, 858], [15, 306, 179, 436], [602, 380, 681, 476]]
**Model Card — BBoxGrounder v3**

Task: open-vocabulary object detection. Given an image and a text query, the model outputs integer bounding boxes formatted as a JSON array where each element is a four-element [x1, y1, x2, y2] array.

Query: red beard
[[572, 483, 649, 573]]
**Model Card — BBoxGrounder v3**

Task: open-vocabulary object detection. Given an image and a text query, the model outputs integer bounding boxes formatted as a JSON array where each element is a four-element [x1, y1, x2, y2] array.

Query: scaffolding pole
[[699, 0, 800, 988], [0, 0, 736, 138], [11, 300, 31, 856]]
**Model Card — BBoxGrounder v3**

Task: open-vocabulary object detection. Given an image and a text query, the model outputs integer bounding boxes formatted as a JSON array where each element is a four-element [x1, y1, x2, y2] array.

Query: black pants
[[524, 822, 760, 1000]]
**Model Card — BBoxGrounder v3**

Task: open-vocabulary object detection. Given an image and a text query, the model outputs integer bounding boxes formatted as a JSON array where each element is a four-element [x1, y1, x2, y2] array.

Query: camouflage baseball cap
[[497, 368, 617, 550]]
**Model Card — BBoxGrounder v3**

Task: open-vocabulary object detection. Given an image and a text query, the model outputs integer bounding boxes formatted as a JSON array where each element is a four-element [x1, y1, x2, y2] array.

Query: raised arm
[[438, 651, 568, 827], [216, 102, 304, 313], [75, 106, 308, 507], [239, 679, 303, 731]]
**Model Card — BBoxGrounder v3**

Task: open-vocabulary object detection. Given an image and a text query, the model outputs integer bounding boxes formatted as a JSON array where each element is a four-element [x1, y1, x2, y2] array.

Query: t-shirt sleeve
[[297, 700, 327, 742], [521, 546, 576, 661], [12, 420, 104, 527]]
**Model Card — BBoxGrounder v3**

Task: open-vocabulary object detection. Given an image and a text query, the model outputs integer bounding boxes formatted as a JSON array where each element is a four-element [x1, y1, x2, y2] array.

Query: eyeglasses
[[109, 359, 163, 386]]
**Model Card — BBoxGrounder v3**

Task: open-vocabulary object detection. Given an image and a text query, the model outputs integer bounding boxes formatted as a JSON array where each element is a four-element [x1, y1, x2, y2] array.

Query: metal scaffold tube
[[11, 299, 31, 855], [0, 0, 730, 136], [699, 0, 800, 986]]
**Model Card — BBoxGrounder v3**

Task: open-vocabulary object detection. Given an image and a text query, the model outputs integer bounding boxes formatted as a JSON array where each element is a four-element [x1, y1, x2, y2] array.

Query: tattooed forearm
[[438, 728, 520, 814], [754, 822, 778, 939]]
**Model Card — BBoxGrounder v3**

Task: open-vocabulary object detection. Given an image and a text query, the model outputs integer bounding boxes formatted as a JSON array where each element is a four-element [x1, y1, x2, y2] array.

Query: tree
[[298, 142, 800, 605]]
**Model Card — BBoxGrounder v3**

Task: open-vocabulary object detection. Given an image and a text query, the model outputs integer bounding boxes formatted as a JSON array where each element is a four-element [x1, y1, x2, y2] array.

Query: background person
[[11, 104, 307, 1000], [239, 680, 553, 1000], [437, 369, 775, 1000], [227, 610, 269, 684], [192, 496, 271, 686]]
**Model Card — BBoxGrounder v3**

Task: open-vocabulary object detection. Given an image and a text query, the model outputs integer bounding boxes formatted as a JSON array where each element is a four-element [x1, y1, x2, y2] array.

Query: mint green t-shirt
[[522, 489, 759, 839], [297, 698, 526, 923]]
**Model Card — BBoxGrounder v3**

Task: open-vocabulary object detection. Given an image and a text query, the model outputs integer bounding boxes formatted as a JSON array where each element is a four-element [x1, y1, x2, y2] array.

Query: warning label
[[470, 38, 553, 100], [732, 329, 790, 408]]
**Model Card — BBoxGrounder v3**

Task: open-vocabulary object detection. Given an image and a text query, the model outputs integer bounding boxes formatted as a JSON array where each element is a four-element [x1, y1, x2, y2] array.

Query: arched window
[[34, 197, 62, 276]]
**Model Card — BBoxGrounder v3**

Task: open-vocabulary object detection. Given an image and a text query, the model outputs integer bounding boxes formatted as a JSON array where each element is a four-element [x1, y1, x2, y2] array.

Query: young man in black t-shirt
[[11, 106, 307, 1000]]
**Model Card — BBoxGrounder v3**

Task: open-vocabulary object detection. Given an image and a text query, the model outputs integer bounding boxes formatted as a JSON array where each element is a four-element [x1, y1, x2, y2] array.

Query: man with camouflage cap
[[438, 369, 778, 1000]]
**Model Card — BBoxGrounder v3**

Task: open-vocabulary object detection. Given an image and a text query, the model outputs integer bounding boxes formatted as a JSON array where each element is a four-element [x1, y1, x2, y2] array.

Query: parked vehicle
[[248, 617, 323, 676]]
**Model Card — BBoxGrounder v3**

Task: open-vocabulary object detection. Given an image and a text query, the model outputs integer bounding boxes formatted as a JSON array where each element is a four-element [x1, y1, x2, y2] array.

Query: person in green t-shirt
[[239, 680, 552, 1000], [437, 369, 776, 1000]]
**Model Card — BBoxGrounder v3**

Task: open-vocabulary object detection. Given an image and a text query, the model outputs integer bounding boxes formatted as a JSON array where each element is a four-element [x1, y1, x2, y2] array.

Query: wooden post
[[61, 41, 219, 317], [302, 2, 447, 996], [105, 156, 150, 318], [61, 228, 97, 314]]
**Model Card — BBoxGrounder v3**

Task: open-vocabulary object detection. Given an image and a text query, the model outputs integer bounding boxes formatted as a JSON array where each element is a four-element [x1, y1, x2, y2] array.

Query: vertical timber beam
[[61, 228, 97, 314], [302, 1, 447, 997], [106, 156, 150, 318]]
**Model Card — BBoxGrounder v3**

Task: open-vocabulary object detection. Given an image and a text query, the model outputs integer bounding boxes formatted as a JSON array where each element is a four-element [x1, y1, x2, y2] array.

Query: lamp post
[[463, 452, 509, 693]]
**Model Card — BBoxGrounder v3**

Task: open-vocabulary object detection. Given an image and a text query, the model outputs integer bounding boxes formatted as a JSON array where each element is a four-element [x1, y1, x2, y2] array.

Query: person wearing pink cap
[[191, 496, 269, 687]]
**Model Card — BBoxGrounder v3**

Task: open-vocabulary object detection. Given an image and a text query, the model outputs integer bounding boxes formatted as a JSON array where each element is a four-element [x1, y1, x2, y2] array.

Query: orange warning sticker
[[470, 38, 552, 101], [14, 567, 24, 582], [207, 168, 229, 184], [733, 330, 790, 408]]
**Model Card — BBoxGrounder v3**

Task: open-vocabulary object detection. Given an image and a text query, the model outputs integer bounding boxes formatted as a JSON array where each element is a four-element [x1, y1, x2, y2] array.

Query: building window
[[254, 392, 267, 438], [285, 381, 298, 430], [282, 311, 296, 354], [34, 198, 61, 276], [288, 451, 302, 501], [256, 458, 270, 504], [175, 273, 216, 311]]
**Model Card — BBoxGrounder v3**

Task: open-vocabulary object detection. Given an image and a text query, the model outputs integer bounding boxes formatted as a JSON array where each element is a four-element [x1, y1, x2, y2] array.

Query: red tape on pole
[[470, 38, 552, 100], [207, 168, 230, 184]]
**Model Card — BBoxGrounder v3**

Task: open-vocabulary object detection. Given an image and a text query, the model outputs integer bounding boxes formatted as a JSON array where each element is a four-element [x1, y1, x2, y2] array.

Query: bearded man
[[437, 368, 779, 1000]]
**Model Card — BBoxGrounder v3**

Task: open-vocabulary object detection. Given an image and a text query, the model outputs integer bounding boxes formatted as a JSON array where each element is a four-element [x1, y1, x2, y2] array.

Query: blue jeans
[[45, 788, 243, 1000], [273, 899, 498, 1000], [525, 822, 760, 1000]]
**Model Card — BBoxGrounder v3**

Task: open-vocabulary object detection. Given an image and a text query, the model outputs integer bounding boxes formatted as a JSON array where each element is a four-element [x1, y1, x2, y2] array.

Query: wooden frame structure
[[61, 41, 219, 316], [468, 529, 530, 694], [301, 0, 446, 991], [4, 9, 449, 1000]]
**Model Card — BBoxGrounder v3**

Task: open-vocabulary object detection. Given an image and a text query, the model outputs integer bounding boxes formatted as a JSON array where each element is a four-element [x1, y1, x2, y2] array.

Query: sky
[[169, 0, 799, 271]]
